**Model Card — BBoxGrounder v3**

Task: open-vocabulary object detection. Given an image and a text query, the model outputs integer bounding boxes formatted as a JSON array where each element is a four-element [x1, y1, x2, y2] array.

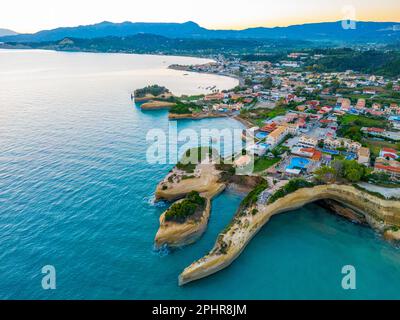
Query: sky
[[2, 0, 400, 33]]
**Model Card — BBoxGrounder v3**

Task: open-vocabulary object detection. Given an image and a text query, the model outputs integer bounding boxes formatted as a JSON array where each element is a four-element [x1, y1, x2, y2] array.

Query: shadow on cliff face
[[316, 199, 368, 226]]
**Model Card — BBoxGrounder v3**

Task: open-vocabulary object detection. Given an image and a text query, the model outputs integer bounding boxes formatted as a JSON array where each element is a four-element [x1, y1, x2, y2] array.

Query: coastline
[[0, 47, 217, 64], [155, 198, 213, 248], [154, 160, 227, 247], [168, 113, 228, 120], [141, 101, 176, 110], [232, 114, 254, 129], [168, 65, 244, 87], [4, 47, 400, 299]]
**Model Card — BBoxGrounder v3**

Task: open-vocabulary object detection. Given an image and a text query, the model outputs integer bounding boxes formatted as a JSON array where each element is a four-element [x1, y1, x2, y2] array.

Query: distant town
[[150, 50, 400, 285], [166, 52, 400, 190]]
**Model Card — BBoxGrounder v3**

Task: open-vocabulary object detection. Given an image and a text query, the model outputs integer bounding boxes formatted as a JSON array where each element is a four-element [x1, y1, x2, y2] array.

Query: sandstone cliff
[[155, 199, 211, 248], [154, 163, 226, 248], [168, 113, 227, 120], [141, 101, 176, 110], [179, 184, 400, 285]]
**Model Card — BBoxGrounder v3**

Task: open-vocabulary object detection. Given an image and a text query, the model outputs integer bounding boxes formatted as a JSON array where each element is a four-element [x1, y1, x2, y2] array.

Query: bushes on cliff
[[134, 85, 169, 98], [215, 161, 236, 183], [176, 147, 215, 173], [165, 191, 206, 223], [186, 191, 206, 206], [268, 179, 315, 204], [314, 166, 338, 184], [170, 101, 198, 114], [241, 180, 269, 208], [315, 160, 370, 184]]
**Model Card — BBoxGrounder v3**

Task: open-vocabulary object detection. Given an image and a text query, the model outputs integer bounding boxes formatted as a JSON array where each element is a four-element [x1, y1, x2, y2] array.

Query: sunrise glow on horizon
[[2, 0, 400, 33]]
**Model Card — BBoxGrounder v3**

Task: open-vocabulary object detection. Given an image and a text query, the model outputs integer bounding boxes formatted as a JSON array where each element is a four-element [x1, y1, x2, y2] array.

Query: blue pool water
[[1, 50, 400, 300], [256, 132, 269, 140], [287, 157, 311, 170], [322, 149, 340, 155], [258, 143, 271, 149]]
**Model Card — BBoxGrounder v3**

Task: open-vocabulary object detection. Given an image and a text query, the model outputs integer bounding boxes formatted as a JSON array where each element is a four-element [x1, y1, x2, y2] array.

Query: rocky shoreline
[[155, 198, 212, 248], [168, 112, 228, 120], [154, 161, 226, 248], [153, 156, 263, 249], [178, 184, 400, 286], [141, 101, 176, 110]]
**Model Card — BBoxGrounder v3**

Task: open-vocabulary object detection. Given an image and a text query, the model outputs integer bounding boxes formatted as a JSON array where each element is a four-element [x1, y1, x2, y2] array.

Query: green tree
[[244, 78, 253, 86], [315, 166, 337, 183], [342, 160, 366, 183], [386, 82, 393, 90], [346, 168, 363, 182], [262, 77, 273, 89]]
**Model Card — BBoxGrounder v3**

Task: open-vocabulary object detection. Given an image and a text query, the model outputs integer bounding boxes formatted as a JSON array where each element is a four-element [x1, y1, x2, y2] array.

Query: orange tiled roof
[[375, 164, 400, 173]]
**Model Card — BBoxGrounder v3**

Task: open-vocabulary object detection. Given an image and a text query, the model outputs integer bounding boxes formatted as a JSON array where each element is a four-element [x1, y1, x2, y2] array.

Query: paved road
[[358, 182, 400, 199]]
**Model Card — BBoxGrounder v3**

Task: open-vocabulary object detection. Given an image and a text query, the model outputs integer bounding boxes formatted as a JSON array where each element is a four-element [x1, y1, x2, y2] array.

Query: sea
[[0, 49, 399, 299]]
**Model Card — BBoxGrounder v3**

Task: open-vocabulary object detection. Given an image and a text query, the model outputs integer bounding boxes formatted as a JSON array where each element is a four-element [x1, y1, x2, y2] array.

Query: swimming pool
[[287, 157, 311, 170], [344, 152, 357, 160], [256, 132, 269, 140], [322, 148, 340, 155]]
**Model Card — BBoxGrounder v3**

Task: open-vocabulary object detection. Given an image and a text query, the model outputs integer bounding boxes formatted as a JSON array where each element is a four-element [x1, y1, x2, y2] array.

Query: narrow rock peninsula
[[154, 148, 226, 248], [179, 184, 400, 286]]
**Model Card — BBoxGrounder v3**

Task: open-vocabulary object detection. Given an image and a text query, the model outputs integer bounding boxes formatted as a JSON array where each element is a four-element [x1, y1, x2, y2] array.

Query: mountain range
[[0, 28, 18, 37], [1, 21, 400, 43]]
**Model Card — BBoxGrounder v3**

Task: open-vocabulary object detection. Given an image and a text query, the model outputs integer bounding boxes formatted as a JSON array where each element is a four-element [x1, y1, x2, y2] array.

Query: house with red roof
[[374, 164, 400, 177], [260, 122, 278, 133], [379, 148, 399, 160], [291, 147, 322, 161]]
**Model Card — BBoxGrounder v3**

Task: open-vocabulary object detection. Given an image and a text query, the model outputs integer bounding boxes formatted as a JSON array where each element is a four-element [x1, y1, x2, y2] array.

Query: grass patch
[[254, 157, 280, 173], [339, 114, 388, 128]]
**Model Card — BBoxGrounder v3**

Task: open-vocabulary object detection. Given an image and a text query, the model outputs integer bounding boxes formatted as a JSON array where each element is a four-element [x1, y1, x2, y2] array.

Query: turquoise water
[[287, 157, 311, 170], [1, 50, 400, 300]]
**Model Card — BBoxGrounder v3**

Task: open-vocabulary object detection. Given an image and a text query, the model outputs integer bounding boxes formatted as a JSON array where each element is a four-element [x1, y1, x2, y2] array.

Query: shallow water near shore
[[1, 50, 400, 299]]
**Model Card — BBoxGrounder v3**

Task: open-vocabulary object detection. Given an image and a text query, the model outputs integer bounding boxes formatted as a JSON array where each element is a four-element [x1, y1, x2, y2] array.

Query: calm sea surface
[[0, 49, 399, 299]]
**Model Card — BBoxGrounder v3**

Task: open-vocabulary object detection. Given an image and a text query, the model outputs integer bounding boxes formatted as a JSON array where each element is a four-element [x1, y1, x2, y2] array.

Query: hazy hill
[[12, 33, 306, 54], [1, 21, 400, 43], [0, 28, 18, 37]]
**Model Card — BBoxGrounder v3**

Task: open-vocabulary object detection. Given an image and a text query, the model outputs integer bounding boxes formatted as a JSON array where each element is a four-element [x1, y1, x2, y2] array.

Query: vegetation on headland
[[165, 191, 206, 223], [170, 101, 200, 115], [268, 179, 315, 204], [241, 180, 269, 207], [215, 161, 236, 183], [176, 147, 215, 173], [134, 84, 170, 98]]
